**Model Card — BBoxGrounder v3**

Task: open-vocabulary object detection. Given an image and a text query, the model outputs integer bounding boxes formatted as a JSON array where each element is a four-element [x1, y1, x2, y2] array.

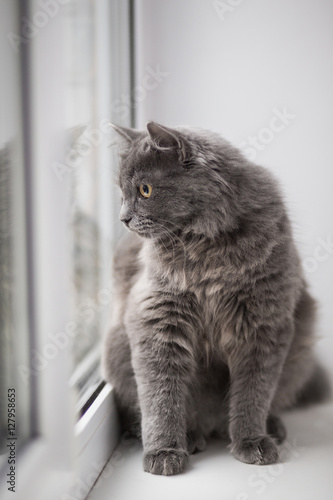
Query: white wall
[[135, 0, 333, 368]]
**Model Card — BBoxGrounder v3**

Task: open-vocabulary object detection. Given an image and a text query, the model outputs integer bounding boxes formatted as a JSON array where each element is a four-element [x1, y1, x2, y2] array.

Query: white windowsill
[[87, 401, 333, 500], [65, 383, 120, 499]]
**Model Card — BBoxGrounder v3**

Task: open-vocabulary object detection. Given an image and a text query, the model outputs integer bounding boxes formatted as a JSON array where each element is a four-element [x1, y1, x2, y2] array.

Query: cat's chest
[[194, 283, 233, 325], [158, 250, 241, 294], [138, 255, 245, 357], [143, 239, 247, 329], [163, 262, 241, 337]]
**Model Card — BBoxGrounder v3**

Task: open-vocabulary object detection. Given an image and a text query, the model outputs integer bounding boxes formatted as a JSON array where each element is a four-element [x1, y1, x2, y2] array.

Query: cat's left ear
[[146, 122, 187, 162], [109, 124, 143, 143]]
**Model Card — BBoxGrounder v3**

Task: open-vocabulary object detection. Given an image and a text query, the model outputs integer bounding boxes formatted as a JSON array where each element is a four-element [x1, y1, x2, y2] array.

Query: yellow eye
[[139, 184, 152, 198]]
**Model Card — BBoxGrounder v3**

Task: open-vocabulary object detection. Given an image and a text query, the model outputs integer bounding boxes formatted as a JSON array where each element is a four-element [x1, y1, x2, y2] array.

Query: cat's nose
[[120, 215, 132, 226], [120, 202, 133, 226]]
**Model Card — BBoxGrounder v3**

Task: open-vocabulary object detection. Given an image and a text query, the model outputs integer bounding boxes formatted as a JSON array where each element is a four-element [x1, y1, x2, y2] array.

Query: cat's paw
[[267, 415, 287, 444], [187, 430, 207, 454], [231, 435, 279, 465], [143, 449, 189, 476]]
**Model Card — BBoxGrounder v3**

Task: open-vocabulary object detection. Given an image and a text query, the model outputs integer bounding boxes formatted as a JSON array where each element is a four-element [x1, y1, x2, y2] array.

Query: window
[[0, 1, 134, 498], [63, 0, 116, 414], [0, 0, 31, 474]]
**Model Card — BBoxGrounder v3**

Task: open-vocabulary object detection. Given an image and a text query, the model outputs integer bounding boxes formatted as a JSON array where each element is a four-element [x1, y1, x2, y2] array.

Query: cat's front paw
[[143, 449, 189, 476], [231, 435, 279, 465]]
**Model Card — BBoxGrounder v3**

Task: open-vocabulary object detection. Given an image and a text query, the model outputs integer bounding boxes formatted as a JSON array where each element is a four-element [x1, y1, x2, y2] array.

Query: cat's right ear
[[146, 122, 188, 162], [109, 124, 143, 143]]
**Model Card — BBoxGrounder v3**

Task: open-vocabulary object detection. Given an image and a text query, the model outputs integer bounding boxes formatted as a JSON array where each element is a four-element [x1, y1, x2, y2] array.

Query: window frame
[[0, 1, 134, 498]]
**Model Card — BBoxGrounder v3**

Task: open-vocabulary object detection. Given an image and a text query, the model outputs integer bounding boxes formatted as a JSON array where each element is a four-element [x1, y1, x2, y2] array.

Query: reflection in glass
[[62, 1, 118, 406]]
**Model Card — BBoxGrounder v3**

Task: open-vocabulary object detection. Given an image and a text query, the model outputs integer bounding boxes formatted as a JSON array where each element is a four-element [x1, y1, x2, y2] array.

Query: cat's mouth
[[124, 218, 156, 238], [124, 217, 172, 239], [131, 226, 153, 238]]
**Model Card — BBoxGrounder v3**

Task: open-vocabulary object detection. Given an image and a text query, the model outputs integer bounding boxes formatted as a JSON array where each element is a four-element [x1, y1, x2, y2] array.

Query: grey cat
[[103, 122, 330, 476]]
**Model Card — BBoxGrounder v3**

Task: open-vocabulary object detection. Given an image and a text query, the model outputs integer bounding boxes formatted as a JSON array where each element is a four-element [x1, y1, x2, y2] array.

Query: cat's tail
[[294, 362, 331, 408]]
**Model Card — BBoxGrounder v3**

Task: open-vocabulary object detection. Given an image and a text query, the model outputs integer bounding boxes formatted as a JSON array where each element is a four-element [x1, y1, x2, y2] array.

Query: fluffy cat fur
[[103, 122, 330, 475]]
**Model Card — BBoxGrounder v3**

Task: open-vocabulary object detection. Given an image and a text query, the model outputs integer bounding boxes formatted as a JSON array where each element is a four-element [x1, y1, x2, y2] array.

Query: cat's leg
[[197, 359, 231, 442], [102, 324, 141, 437], [266, 414, 287, 444], [228, 321, 292, 465], [272, 288, 330, 411], [186, 426, 207, 454], [126, 294, 197, 476]]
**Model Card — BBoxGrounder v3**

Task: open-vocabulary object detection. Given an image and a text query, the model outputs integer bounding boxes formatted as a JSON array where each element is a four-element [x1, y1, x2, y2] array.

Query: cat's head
[[112, 122, 243, 239]]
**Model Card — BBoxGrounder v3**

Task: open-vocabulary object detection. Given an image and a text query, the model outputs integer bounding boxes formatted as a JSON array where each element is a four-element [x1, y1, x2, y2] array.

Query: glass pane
[[63, 0, 100, 368], [61, 0, 120, 406], [0, 0, 31, 468]]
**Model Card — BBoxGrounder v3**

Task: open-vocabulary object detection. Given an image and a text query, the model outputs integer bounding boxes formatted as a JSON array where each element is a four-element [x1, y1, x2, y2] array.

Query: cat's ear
[[109, 124, 143, 143], [146, 122, 187, 161]]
